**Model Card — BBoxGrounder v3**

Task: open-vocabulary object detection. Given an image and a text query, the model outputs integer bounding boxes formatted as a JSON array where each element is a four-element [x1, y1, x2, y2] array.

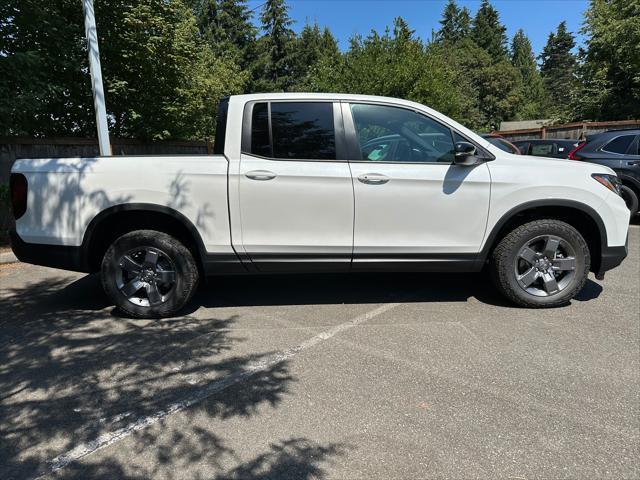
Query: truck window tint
[[270, 102, 336, 160], [602, 135, 634, 154], [251, 102, 271, 157], [350, 104, 454, 163]]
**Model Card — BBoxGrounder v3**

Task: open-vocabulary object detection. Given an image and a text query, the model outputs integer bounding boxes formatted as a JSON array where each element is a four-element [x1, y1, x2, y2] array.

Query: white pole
[[82, 0, 111, 156]]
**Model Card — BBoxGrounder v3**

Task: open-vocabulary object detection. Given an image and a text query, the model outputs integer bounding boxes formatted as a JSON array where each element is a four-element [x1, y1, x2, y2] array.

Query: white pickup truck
[[10, 93, 629, 317]]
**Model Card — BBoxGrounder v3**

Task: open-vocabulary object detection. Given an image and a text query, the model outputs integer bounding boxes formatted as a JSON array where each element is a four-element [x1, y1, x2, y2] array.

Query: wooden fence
[[0, 137, 211, 183], [496, 120, 640, 142]]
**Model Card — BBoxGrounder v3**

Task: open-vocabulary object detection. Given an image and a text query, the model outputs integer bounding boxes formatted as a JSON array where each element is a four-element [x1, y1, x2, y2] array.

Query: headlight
[[592, 173, 621, 195]]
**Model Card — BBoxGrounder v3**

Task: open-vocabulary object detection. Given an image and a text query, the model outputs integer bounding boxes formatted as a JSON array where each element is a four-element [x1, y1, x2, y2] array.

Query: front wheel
[[491, 220, 590, 308], [101, 230, 199, 318]]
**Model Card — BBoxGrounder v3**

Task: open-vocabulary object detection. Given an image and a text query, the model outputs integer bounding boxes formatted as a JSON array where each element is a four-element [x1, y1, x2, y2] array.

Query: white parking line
[[36, 301, 401, 478]]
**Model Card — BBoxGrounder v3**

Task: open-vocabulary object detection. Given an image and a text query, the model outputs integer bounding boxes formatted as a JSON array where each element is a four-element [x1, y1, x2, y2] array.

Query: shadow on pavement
[[0, 275, 324, 479], [189, 271, 601, 311], [0, 267, 603, 478]]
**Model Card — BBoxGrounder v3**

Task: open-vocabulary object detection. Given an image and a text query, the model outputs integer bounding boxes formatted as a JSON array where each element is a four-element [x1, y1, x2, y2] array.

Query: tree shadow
[[0, 275, 296, 479], [52, 436, 347, 480]]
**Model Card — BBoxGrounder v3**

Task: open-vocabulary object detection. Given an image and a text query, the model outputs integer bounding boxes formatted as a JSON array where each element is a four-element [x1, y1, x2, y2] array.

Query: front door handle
[[627, 161, 640, 166], [246, 170, 277, 181], [358, 173, 390, 185]]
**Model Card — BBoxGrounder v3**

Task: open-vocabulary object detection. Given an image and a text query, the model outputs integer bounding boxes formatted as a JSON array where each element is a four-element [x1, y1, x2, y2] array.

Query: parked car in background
[[514, 139, 579, 159], [481, 133, 521, 154], [568, 129, 640, 216]]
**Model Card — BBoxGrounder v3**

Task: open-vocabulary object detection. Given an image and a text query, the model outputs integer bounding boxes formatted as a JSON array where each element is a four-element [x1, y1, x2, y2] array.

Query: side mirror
[[454, 141, 479, 166]]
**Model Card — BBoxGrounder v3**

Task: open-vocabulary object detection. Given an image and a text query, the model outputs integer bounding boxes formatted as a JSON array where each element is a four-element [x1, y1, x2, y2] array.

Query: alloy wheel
[[115, 246, 177, 307], [514, 234, 577, 297]]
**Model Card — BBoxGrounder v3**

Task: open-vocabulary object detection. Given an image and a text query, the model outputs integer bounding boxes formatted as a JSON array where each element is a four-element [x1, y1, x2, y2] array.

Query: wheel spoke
[[543, 237, 560, 259], [518, 247, 538, 264], [517, 267, 538, 287], [143, 249, 159, 268], [156, 269, 176, 284], [552, 257, 576, 271], [121, 278, 144, 297], [542, 272, 559, 294], [145, 282, 163, 305], [120, 255, 142, 275]]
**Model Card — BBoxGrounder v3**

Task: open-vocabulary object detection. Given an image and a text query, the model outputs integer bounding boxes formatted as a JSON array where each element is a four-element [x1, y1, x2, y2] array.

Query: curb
[[0, 251, 18, 265]]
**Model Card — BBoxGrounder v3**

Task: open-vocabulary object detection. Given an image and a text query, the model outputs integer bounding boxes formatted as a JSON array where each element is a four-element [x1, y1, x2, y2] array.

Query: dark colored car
[[513, 139, 579, 159], [569, 129, 640, 216], [481, 134, 521, 154]]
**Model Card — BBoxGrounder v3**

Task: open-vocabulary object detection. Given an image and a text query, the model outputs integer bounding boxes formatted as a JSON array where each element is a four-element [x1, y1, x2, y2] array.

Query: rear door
[[237, 100, 354, 272], [343, 102, 491, 270]]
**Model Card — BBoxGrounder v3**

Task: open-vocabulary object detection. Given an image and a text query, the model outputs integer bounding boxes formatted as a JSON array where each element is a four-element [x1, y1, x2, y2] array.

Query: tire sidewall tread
[[491, 220, 590, 308], [101, 230, 199, 318]]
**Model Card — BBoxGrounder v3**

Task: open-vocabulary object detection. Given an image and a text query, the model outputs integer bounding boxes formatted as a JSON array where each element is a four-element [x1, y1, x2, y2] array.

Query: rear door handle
[[245, 170, 277, 181], [627, 161, 640, 166], [357, 173, 390, 185]]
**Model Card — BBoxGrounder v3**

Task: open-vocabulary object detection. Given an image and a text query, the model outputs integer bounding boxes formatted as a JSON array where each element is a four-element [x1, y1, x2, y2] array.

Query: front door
[[238, 101, 354, 272], [343, 102, 491, 270]]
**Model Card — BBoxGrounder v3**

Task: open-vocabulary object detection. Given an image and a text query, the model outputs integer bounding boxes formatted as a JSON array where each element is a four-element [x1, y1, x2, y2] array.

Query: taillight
[[568, 142, 585, 160], [10, 173, 28, 219]]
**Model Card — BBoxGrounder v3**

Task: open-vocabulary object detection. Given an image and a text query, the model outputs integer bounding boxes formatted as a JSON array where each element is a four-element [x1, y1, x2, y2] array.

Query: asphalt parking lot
[[1, 226, 638, 480]]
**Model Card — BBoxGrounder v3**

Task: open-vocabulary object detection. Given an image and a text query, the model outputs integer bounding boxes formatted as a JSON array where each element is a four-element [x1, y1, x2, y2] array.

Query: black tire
[[620, 185, 639, 216], [490, 220, 590, 308], [101, 230, 199, 318]]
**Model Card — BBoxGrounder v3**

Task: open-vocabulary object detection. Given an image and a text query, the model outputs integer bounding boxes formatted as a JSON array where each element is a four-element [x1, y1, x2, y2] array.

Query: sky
[[246, 0, 590, 56]]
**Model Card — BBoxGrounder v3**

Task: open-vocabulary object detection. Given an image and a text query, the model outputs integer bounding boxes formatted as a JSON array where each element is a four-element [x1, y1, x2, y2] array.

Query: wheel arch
[[479, 200, 607, 274], [82, 203, 207, 273]]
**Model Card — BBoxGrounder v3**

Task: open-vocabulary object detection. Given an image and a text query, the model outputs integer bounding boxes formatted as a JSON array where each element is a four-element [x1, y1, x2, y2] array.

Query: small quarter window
[[251, 102, 271, 157], [602, 135, 634, 154]]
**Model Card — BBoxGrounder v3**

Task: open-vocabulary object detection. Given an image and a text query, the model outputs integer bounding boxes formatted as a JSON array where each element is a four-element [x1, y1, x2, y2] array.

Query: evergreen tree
[[471, 0, 508, 60], [255, 0, 296, 91], [539, 21, 577, 115], [458, 7, 471, 39], [437, 0, 470, 44], [573, 0, 640, 120], [291, 22, 340, 90], [193, 0, 256, 68], [437, 0, 461, 43], [510, 29, 548, 118]]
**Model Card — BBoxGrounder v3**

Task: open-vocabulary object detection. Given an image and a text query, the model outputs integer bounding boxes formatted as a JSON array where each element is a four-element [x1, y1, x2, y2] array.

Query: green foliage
[[471, 0, 508, 61], [252, 0, 296, 91], [511, 30, 549, 119], [96, 0, 246, 139], [193, 0, 256, 68], [437, 0, 471, 44], [539, 21, 578, 118], [1, 0, 638, 140], [573, 0, 640, 120], [0, 0, 94, 136]]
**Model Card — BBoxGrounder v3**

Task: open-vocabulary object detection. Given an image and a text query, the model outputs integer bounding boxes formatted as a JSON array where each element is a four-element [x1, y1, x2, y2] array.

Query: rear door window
[[602, 135, 635, 154], [248, 102, 336, 160], [271, 102, 336, 160]]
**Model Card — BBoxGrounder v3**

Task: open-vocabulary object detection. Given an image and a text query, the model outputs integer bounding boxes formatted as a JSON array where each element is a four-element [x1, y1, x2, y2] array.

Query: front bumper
[[595, 236, 628, 279], [10, 230, 89, 273]]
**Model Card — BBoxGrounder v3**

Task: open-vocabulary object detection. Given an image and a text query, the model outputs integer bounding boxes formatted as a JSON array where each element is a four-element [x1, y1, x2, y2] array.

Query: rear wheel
[[491, 220, 590, 308], [101, 230, 199, 318], [620, 185, 639, 216]]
